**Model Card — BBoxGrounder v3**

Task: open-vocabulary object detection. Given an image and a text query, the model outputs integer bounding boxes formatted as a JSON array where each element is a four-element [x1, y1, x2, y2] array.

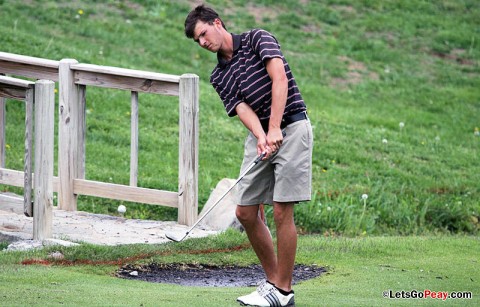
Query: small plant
[[0, 241, 8, 251]]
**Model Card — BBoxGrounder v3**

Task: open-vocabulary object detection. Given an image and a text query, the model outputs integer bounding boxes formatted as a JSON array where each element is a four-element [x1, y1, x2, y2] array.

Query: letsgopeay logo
[[383, 289, 472, 301]]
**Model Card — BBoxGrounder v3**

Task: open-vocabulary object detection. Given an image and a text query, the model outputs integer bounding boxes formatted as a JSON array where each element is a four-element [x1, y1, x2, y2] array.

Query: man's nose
[[199, 37, 207, 47]]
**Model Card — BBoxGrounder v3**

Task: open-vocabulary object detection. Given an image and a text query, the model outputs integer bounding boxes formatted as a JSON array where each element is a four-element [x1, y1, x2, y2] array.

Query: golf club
[[165, 152, 266, 242]]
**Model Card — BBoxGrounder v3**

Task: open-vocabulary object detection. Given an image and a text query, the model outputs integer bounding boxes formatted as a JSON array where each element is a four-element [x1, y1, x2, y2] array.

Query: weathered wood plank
[[0, 52, 59, 81], [70, 63, 180, 83], [73, 179, 179, 208], [178, 74, 199, 226], [0, 52, 59, 68], [33, 80, 55, 239], [0, 168, 24, 187], [23, 88, 34, 217], [0, 97, 5, 168], [0, 61, 59, 81], [0, 87, 30, 100], [0, 168, 59, 192], [73, 70, 180, 96], [130, 91, 138, 187], [0, 75, 36, 88], [58, 59, 81, 211], [77, 85, 86, 180]]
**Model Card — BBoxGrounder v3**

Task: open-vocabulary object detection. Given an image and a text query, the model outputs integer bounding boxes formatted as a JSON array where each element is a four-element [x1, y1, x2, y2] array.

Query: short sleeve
[[249, 29, 283, 62]]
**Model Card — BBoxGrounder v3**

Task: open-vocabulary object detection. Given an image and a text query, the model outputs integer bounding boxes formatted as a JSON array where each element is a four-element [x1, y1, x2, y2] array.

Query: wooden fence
[[0, 51, 199, 229], [0, 76, 55, 239]]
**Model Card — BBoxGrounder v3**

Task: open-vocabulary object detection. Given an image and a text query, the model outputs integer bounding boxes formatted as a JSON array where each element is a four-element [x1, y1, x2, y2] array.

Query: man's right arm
[[235, 102, 271, 158]]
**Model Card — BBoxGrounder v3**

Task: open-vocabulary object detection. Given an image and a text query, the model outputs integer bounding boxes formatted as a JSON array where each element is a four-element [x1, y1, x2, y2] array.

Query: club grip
[[254, 152, 266, 164], [254, 129, 286, 163]]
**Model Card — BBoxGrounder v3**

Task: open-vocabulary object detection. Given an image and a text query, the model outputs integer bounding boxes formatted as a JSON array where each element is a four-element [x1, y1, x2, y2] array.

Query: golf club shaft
[[170, 129, 287, 241], [180, 152, 266, 238]]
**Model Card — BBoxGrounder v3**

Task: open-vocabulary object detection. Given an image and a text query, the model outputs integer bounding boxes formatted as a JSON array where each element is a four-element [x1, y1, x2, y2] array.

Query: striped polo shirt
[[210, 28, 306, 121]]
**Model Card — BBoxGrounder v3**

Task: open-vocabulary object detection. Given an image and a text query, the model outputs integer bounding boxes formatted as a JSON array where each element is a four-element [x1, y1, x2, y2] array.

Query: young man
[[185, 5, 313, 307]]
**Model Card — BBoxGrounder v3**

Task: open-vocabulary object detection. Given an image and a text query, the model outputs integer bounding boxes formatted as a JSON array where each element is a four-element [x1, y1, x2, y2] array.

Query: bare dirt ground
[[117, 263, 326, 287]]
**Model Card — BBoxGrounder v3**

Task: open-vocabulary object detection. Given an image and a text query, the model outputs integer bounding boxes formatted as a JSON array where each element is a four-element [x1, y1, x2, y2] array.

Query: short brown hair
[[184, 4, 227, 38]]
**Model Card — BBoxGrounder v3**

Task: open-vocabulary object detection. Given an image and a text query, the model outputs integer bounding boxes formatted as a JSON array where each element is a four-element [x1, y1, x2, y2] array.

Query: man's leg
[[236, 204, 278, 283], [272, 201, 296, 292]]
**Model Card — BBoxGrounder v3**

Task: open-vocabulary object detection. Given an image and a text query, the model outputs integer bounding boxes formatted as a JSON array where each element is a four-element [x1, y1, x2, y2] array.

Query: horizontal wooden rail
[[73, 179, 179, 208], [0, 75, 35, 99], [0, 168, 60, 192], [0, 52, 59, 81], [71, 63, 180, 95], [0, 75, 35, 88], [0, 168, 25, 188]]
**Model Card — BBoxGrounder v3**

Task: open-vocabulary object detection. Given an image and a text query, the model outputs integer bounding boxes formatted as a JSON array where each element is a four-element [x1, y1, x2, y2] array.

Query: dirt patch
[[330, 56, 379, 89], [431, 49, 476, 66], [117, 263, 326, 287]]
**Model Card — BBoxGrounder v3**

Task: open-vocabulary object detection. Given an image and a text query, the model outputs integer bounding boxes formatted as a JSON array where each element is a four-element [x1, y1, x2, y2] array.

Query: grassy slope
[[0, 0, 479, 234], [0, 233, 478, 306]]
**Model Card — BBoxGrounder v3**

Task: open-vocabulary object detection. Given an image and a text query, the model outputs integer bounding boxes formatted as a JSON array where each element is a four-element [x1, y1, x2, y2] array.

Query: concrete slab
[[0, 199, 218, 247]]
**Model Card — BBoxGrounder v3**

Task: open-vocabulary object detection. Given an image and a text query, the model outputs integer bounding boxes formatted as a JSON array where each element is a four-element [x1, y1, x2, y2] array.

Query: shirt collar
[[217, 33, 241, 68]]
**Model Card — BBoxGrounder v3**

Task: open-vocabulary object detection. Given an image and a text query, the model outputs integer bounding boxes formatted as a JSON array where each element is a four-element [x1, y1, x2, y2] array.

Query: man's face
[[193, 19, 223, 53]]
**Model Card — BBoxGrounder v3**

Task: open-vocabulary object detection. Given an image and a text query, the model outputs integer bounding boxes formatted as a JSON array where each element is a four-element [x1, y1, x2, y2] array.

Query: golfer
[[185, 5, 313, 306]]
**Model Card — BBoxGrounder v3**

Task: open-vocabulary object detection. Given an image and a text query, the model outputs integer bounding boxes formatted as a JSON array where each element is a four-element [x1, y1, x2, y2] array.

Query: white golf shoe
[[237, 280, 295, 306]]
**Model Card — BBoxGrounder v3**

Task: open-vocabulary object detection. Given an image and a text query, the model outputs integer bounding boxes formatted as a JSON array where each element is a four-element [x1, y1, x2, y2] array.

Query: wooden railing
[[0, 75, 55, 239], [0, 52, 199, 227]]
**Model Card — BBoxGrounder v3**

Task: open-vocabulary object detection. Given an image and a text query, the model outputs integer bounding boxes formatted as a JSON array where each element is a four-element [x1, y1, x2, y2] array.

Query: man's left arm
[[265, 57, 288, 152]]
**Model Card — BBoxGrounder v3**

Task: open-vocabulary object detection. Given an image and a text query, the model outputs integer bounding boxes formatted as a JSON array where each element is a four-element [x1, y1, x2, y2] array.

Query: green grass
[[0, 0, 479, 235], [0, 231, 478, 306]]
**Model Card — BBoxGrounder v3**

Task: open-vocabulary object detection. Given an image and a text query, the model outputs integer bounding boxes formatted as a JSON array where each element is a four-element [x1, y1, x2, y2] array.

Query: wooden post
[[178, 74, 199, 226], [58, 59, 82, 211], [77, 85, 86, 180], [130, 91, 138, 187], [33, 80, 54, 240], [23, 86, 34, 217], [0, 97, 5, 168]]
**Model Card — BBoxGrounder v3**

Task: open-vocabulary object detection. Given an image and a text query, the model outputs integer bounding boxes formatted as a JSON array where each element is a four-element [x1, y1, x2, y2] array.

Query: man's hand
[[256, 134, 270, 160], [266, 127, 283, 156]]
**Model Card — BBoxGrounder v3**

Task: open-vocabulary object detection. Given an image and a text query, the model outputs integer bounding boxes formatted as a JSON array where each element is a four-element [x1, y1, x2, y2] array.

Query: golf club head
[[165, 231, 187, 242]]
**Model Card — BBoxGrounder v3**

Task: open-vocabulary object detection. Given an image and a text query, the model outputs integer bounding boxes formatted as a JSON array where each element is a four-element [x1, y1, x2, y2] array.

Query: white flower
[[362, 194, 368, 200], [435, 136, 440, 142], [382, 139, 388, 144], [327, 206, 332, 211], [118, 205, 127, 214], [399, 122, 405, 129]]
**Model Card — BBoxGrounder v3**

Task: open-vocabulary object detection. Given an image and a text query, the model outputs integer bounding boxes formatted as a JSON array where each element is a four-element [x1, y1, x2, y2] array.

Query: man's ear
[[214, 18, 223, 27]]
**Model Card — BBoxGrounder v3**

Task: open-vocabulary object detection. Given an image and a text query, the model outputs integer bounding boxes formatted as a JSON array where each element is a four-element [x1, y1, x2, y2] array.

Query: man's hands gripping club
[[235, 103, 285, 160], [257, 127, 284, 159]]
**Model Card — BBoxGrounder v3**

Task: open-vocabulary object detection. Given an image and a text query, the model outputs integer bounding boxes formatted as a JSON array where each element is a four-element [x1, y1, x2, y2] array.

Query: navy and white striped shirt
[[210, 29, 306, 121]]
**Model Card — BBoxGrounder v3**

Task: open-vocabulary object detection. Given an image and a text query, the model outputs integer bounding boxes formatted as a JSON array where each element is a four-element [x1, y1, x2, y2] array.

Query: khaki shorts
[[237, 119, 313, 206]]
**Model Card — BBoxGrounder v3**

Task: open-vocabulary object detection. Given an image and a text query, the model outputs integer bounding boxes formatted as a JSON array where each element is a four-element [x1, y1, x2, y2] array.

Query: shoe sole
[[236, 298, 295, 307]]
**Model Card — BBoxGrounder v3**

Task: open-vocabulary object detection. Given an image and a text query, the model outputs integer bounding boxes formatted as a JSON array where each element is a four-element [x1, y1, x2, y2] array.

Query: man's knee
[[273, 202, 295, 225], [236, 205, 258, 225]]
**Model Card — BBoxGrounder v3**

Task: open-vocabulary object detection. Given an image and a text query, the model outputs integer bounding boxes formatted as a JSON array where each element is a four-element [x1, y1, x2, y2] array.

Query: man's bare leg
[[272, 202, 297, 291], [236, 204, 278, 283]]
